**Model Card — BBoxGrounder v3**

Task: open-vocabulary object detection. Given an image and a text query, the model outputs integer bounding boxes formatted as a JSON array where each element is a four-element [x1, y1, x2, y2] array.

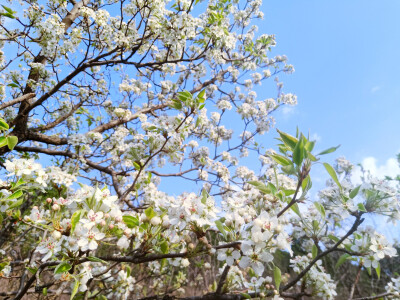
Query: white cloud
[[311, 133, 321, 142], [370, 85, 382, 93], [351, 156, 400, 185]]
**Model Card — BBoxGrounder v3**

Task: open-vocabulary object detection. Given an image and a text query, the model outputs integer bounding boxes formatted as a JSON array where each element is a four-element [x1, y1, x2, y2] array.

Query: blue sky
[[256, 0, 400, 239], [261, 0, 400, 168]]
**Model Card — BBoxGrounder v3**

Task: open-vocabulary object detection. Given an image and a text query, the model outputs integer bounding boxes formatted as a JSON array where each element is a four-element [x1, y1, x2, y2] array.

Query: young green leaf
[[54, 262, 72, 274], [313, 202, 326, 218], [318, 145, 340, 156], [160, 241, 169, 254], [0, 119, 9, 130], [312, 244, 318, 259], [87, 256, 107, 263], [269, 153, 292, 166], [123, 215, 139, 228], [70, 278, 80, 300], [276, 129, 298, 149], [349, 185, 361, 199], [7, 136, 18, 150], [292, 138, 304, 166], [145, 207, 156, 219], [274, 266, 282, 290], [357, 203, 367, 212], [335, 254, 350, 268], [376, 262, 381, 279], [323, 163, 342, 190], [70, 210, 82, 234]]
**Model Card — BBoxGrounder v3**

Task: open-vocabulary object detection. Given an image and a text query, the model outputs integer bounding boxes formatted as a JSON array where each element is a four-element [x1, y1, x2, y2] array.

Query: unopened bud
[[150, 216, 161, 226], [199, 236, 208, 244], [100, 220, 106, 226], [104, 213, 110, 219], [46, 198, 52, 204], [52, 230, 61, 239], [109, 224, 114, 229], [52, 204, 60, 211]]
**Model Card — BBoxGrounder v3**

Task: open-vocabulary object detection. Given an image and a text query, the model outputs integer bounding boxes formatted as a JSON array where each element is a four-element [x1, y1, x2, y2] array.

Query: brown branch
[[280, 214, 364, 293], [216, 265, 230, 294], [31, 100, 84, 132], [0, 93, 36, 110], [348, 263, 362, 300], [353, 293, 393, 300], [149, 168, 197, 177]]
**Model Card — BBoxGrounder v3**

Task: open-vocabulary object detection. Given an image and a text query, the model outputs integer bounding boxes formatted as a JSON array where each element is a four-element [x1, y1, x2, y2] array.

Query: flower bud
[[124, 228, 131, 236], [109, 224, 114, 229], [46, 198, 52, 204], [104, 213, 110, 219], [52, 204, 60, 211], [100, 220, 106, 227], [52, 230, 62, 239], [115, 216, 122, 223], [150, 216, 161, 226], [204, 262, 211, 269], [275, 224, 283, 233], [198, 236, 208, 245]]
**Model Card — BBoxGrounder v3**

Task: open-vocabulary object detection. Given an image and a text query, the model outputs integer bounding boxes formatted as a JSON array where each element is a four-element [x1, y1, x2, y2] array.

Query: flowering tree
[[0, 0, 399, 299]]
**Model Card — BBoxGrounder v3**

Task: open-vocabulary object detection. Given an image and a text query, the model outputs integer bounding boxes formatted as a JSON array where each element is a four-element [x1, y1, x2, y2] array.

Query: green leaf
[[274, 266, 282, 290], [8, 198, 23, 209], [335, 254, 350, 268], [70, 210, 82, 234], [145, 207, 156, 220], [0, 119, 9, 130], [201, 189, 208, 204], [349, 185, 361, 199], [248, 181, 269, 194], [6, 136, 18, 150], [240, 293, 251, 299], [269, 154, 292, 166], [170, 100, 182, 110], [132, 161, 141, 170], [328, 234, 339, 243], [318, 145, 340, 156], [26, 267, 37, 274], [123, 215, 139, 228], [312, 244, 318, 259], [357, 203, 367, 212], [54, 262, 72, 274], [313, 202, 326, 218], [376, 262, 381, 279], [305, 140, 315, 152], [7, 83, 18, 88], [0, 137, 7, 148], [160, 241, 169, 254], [292, 138, 304, 166], [1, 5, 14, 14], [6, 190, 23, 200], [0, 12, 15, 19], [215, 220, 226, 237], [290, 203, 301, 217], [70, 278, 80, 300], [11, 178, 26, 190], [302, 175, 312, 192], [276, 129, 298, 150], [87, 256, 107, 263], [323, 163, 342, 190]]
